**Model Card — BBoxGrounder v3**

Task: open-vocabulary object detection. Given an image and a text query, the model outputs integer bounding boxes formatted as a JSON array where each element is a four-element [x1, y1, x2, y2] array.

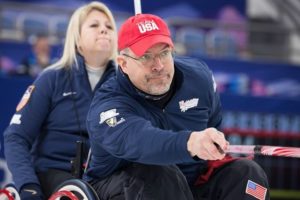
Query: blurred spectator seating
[[206, 29, 238, 58], [0, 11, 22, 40], [0, 41, 31, 75], [55, 21, 68, 41], [205, 5, 247, 58], [0, 2, 72, 42], [175, 27, 206, 57], [1, 13, 15, 30], [19, 14, 49, 40], [0, 39, 61, 77], [16, 34, 53, 77], [48, 16, 69, 43]]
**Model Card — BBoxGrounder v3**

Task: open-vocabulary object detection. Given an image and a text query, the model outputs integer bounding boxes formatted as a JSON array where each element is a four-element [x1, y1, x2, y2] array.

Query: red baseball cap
[[118, 14, 174, 57]]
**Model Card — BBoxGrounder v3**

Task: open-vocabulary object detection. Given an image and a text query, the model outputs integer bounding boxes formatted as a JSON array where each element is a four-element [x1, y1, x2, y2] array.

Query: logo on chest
[[179, 98, 199, 112], [99, 109, 125, 127]]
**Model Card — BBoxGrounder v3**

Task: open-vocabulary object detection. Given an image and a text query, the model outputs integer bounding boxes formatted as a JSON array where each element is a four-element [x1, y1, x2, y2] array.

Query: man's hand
[[187, 127, 229, 160], [20, 183, 44, 200]]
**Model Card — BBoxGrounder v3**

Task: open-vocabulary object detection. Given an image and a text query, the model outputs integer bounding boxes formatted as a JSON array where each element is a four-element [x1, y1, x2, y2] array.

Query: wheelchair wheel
[[49, 179, 99, 200], [0, 184, 20, 200]]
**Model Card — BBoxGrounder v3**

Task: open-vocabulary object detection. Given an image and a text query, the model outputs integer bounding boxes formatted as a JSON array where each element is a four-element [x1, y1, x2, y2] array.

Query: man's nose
[[151, 56, 164, 71]]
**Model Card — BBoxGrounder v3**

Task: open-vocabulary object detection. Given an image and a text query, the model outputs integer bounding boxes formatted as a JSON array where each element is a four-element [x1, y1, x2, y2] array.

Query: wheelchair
[[0, 179, 99, 200], [0, 147, 99, 200], [0, 184, 20, 200], [48, 179, 99, 200]]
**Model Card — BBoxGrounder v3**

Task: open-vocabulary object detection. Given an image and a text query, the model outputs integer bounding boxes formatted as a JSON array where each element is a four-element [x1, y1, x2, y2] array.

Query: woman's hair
[[48, 1, 117, 70]]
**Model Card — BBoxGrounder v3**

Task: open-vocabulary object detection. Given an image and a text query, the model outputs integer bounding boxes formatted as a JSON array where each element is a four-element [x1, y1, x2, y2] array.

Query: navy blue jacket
[[4, 55, 116, 190], [84, 57, 222, 185]]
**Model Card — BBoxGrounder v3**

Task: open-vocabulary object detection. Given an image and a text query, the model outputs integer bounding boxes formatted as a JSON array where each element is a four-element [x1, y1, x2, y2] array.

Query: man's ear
[[117, 55, 127, 72]]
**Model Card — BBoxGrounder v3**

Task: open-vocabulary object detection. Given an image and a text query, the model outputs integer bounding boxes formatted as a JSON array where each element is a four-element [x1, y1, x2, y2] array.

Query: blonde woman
[[4, 2, 117, 199]]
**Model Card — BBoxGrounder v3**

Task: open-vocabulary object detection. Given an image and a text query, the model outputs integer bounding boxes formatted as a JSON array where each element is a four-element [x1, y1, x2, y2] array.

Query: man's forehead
[[143, 43, 170, 54]]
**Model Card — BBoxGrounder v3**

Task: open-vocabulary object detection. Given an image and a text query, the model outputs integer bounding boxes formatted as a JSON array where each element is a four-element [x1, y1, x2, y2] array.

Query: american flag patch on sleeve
[[245, 180, 267, 200]]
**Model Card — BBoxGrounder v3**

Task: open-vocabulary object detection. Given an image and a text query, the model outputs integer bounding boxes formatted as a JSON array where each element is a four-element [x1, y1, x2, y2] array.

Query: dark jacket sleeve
[[4, 71, 54, 191], [87, 94, 196, 165]]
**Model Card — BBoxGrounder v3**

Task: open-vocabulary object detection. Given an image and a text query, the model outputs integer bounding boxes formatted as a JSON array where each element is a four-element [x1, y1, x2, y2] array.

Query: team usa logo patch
[[99, 109, 125, 127], [179, 98, 199, 112], [16, 85, 35, 112], [245, 180, 267, 200]]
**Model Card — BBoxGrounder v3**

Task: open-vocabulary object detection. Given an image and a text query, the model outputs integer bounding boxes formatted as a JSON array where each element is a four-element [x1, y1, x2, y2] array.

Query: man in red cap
[[84, 14, 269, 200]]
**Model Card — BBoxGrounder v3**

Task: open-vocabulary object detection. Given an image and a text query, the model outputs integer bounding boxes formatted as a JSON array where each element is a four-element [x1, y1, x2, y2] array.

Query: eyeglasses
[[122, 49, 174, 67]]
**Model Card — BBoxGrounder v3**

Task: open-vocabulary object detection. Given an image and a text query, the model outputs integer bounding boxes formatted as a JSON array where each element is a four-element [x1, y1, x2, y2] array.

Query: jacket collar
[[72, 53, 116, 77]]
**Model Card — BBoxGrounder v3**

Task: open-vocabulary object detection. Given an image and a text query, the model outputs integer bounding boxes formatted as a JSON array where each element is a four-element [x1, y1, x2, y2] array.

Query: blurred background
[[0, 0, 300, 199]]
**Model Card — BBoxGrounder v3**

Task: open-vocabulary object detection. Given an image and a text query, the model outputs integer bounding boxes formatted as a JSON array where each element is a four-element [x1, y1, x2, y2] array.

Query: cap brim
[[129, 35, 174, 57]]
